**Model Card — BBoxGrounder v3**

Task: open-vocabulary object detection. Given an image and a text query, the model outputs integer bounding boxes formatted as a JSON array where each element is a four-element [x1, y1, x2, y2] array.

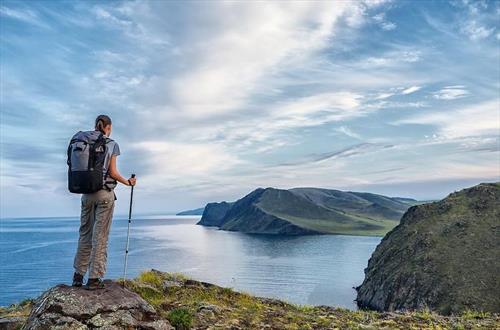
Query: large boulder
[[23, 280, 172, 329], [356, 183, 500, 314], [1, 317, 26, 330]]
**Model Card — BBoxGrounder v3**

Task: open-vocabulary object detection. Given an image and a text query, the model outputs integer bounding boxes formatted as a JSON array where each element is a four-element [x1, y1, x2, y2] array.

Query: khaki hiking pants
[[73, 189, 115, 279]]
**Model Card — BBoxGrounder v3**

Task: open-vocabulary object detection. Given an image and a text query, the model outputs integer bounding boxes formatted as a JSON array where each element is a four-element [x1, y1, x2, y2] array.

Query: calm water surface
[[0, 216, 380, 308]]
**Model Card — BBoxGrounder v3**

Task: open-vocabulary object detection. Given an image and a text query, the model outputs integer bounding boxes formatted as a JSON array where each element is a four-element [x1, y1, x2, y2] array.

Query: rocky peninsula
[[197, 187, 417, 236]]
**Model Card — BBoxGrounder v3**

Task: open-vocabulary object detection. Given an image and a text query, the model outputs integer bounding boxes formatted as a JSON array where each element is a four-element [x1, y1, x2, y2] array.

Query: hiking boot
[[85, 278, 105, 290], [72, 272, 84, 287]]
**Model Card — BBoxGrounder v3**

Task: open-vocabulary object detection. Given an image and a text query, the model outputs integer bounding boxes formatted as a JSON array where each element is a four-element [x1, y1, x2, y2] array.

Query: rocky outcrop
[[2, 270, 499, 329], [1, 317, 26, 330], [23, 280, 172, 329], [356, 182, 500, 315]]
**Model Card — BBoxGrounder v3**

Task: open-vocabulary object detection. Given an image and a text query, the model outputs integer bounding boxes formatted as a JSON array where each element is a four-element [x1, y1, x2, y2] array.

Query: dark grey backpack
[[67, 131, 108, 194]]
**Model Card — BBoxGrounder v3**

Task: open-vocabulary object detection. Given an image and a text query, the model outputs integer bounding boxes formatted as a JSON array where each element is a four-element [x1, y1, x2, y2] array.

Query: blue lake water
[[0, 216, 380, 309]]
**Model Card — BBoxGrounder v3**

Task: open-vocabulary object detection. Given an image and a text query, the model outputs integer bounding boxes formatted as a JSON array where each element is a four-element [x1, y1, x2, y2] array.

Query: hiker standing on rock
[[67, 115, 136, 290]]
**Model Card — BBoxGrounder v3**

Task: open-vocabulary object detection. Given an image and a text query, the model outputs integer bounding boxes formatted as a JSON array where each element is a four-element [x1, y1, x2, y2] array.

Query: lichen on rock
[[22, 280, 172, 330]]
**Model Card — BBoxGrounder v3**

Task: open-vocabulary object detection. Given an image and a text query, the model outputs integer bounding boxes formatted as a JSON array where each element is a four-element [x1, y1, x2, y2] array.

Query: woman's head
[[95, 115, 112, 136]]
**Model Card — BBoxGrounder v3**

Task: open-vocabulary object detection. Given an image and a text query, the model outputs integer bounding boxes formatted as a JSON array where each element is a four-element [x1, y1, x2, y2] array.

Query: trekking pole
[[122, 173, 135, 287]]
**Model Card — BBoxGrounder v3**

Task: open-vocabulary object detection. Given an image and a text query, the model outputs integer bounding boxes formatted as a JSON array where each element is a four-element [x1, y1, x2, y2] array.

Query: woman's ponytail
[[95, 115, 112, 134]]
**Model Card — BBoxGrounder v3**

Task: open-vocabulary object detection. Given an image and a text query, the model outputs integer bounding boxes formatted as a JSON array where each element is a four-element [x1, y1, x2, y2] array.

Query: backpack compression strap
[[103, 137, 118, 191]]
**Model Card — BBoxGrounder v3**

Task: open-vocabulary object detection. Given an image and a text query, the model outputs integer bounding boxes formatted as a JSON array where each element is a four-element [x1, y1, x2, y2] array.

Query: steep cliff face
[[196, 201, 233, 227], [197, 189, 320, 234], [221, 192, 322, 235], [356, 183, 500, 315], [197, 187, 416, 235]]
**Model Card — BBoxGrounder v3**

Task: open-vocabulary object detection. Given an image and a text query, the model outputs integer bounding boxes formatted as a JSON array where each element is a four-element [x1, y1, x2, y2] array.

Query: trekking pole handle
[[128, 174, 135, 219], [128, 174, 136, 187]]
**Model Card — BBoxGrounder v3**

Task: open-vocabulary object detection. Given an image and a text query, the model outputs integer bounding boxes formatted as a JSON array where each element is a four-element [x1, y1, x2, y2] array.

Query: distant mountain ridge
[[197, 187, 417, 236], [176, 207, 205, 215]]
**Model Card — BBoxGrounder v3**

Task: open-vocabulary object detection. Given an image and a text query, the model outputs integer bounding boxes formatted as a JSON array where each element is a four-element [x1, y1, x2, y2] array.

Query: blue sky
[[1, 0, 499, 218]]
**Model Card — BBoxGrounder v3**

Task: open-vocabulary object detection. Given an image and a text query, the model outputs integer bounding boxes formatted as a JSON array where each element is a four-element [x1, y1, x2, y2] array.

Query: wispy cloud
[[0, 6, 49, 28], [372, 12, 396, 31], [164, 2, 372, 118], [165, 91, 367, 158], [272, 143, 393, 168], [363, 50, 421, 67], [375, 92, 395, 100], [432, 86, 469, 100], [395, 99, 499, 138], [401, 86, 421, 95], [314, 143, 394, 163], [130, 141, 242, 186], [455, 0, 498, 41], [336, 126, 362, 139], [460, 19, 495, 40]]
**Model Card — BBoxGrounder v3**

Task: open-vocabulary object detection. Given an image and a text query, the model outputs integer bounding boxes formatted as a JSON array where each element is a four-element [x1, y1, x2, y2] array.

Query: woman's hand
[[128, 177, 137, 186]]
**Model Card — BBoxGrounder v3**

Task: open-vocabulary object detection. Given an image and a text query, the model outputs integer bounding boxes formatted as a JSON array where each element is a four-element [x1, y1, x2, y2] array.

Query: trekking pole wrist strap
[[128, 179, 132, 186]]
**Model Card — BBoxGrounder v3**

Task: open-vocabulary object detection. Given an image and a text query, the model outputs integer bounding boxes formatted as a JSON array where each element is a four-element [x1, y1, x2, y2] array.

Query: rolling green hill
[[197, 187, 416, 236]]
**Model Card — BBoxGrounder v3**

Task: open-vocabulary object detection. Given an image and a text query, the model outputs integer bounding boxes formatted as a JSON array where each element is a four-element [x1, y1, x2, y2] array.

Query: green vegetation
[[167, 308, 193, 330], [267, 211, 397, 236], [0, 298, 33, 318], [128, 270, 499, 329], [357, 182, 500, 314], [138, 270, 164, 287], [2, 270, 499, 329], [129, 273, 164, 307]]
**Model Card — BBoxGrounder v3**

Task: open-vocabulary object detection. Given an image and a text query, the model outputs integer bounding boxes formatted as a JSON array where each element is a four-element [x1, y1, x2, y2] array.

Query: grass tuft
[[461, 309, 491, 320], [137, 270, 164, 288], [164, 272, 189, 282], [167, 308, 193, 330]]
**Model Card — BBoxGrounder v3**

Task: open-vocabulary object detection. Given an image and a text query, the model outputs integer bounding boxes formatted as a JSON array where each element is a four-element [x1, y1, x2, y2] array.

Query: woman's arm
[[108, 155, 136, 186]]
